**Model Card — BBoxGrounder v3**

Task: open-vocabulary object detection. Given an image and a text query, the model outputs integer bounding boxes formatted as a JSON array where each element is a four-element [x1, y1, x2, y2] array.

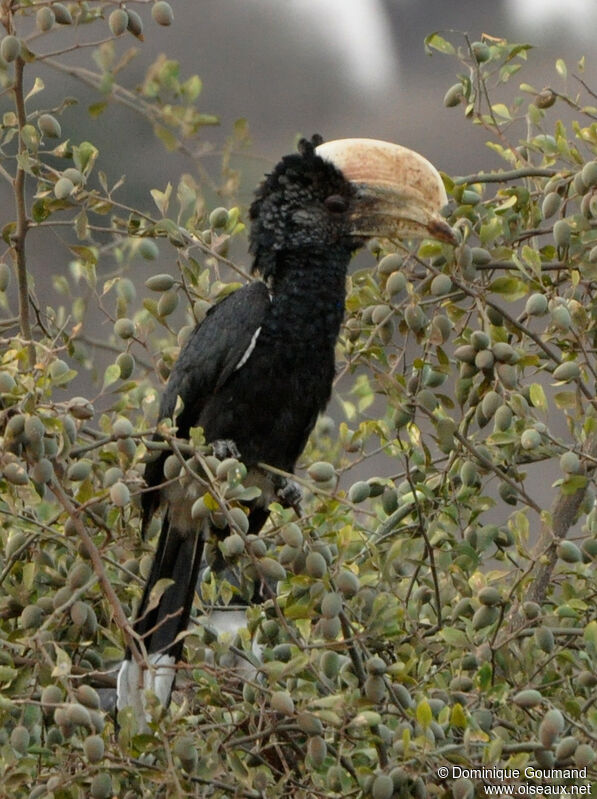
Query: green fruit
[[305, 551, 327, 578], [404, 304, 427, 332], [229, 508, 249, 535], [320, 650, 340, 679], [152, 1, 174, 26], [478, 586, 501, 606], [157, 289, 178, 317], [20, 604, 43, 629], [258, 557, 286, 582], [534, 626, 555, 653], [555, 736, 577, 760], [385, 270, 406, 297], [450, 675, 473, 692], [393, 684, 413, 709], [281, 523, 303, 548], [430, 273, 452, 296], [513, 689, 543, 708], [41, 685, 63, 711], [307, 734, 327, 766], [126, 8, 144, 38], [581, 160, 597, 188], [31, 458, 54, 484], [525, 293, 548, 316], [62, 167, 85, 186], [443, 82, 464, 107], [114, 317, 135, 339], [54, 177, 74, 199], [90, 773, 112, 799], [321, 592, 342, 618], [378, 253, 403, 274], [110, 480, 130, 507], [366, 656, 386, 675], [53, 3, 73, 24], [557, 540, 582, 563], [209, 206, 228, 229], [553, 219, 572, 248], [522, 601, 541, 620], [551, 305, 572, 331], [308, 461, 335, 482], [492, 342, 517, 364], [371, 774, 394, 799], [145, 273, 175, 292], [270, 690, 294, 716], [365, 675, 387, 703], [0, 262, 11, 292], [1, 35, 21, 62], [108, 8, 128, 35], [76, 685, 100, 710], [472, 605, 499, 630], [455, 344, 477, 364], [69, 562, 92, 589], [336, 570, 359, 597], [470, 330, 490, 350], [4, 461, 28, 485], [541, 192, 561, 220], [10, 725, 30, 754], [460, 461, 478, 487], [83, 733, 104, 763], [66, 703, 91, 727], [38, 113, 62, 139], [481, 390, 501, 420], [138, 239, 159, 260], [471, 247, 491, 265], [297, 711, 323, 737], [461, 189, 481, 205], [320, 616, 341, 640], [521, 429, 541, 450], [539, 709, 564, 747], [475, 350, 494, 371], [116, 352, 134, 379], [67, 459, 92, 481], [471, 41, 490, 62], [553, 361, 580, 382], [70, 601, 89, 627], [36, 7, 56, 31], [560, 451, 581, 474], [220, 532, 244, 559], [348, 480, 370, 503], [574, 744, 596, 768]]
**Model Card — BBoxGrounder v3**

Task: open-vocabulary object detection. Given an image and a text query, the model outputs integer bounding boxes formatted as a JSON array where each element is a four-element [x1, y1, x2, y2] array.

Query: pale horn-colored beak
[[316, 138, 457, 245]]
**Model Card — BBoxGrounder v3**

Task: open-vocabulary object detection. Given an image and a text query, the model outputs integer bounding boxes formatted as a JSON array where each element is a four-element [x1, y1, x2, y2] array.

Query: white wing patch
[[234, 326, 262, 371]]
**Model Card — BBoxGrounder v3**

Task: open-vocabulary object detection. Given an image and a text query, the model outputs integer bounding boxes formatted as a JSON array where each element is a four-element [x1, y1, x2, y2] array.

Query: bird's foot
[[274, 476, 303, 510], [212, 438, 240, 460]]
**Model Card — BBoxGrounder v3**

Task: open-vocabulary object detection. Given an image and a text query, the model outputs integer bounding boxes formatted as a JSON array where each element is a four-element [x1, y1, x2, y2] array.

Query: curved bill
[[316, 137, 457, 245]]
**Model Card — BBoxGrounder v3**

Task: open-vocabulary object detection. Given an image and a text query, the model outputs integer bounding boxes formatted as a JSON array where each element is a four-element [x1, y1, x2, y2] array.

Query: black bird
[[116, 135, 455, 723]]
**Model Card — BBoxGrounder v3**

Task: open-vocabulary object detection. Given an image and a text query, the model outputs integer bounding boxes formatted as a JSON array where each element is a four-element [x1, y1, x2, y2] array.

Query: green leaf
[[555, 58, 567, 79], [440, 627, 468, 647], [424, 33, 455, 56], [489, 277, 528, 301], [103, 363, 121, 390], [416, 699, 432, 729], [529, 383, 547, 413]]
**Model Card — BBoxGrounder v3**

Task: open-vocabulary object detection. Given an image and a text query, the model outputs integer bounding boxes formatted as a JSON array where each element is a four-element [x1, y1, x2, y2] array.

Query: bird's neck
[[265, 247, 352, 348]]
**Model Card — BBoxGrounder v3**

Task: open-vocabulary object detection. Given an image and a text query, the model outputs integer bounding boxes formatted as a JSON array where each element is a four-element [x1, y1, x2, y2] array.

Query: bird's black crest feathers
[[249, 134, 354, 280]]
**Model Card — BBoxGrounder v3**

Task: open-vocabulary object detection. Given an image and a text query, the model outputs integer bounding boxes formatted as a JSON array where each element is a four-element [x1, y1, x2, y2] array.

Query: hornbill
[[116, 135, 455, 723]]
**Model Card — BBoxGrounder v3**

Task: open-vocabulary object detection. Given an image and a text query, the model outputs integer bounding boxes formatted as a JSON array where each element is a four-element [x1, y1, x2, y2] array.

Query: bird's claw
[[275, 477, 302, 510], [212, 439, 241, 460]]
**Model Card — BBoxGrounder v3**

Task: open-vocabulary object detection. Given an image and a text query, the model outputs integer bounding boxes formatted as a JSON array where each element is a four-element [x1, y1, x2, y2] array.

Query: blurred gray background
[[17, 0, 597, 211]]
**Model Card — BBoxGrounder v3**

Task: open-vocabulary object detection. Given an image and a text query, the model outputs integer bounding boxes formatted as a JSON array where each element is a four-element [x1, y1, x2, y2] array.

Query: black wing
[[142, 280, 271, 528]]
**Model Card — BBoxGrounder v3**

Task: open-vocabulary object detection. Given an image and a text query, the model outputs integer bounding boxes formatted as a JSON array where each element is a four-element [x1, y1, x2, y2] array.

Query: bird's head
[[249, 135, 456, 279]]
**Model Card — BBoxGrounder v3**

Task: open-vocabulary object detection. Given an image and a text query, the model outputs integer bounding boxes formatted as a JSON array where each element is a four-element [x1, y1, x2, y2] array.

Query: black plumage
[[117, 135, 454, 721]]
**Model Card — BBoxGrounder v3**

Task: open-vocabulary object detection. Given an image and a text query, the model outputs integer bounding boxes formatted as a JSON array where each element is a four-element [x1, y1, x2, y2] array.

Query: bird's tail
[[116, 513, 204, 723]]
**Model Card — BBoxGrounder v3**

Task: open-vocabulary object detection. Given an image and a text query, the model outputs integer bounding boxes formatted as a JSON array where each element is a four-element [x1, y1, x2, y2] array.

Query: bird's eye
[[324, 194, 349, 213]]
